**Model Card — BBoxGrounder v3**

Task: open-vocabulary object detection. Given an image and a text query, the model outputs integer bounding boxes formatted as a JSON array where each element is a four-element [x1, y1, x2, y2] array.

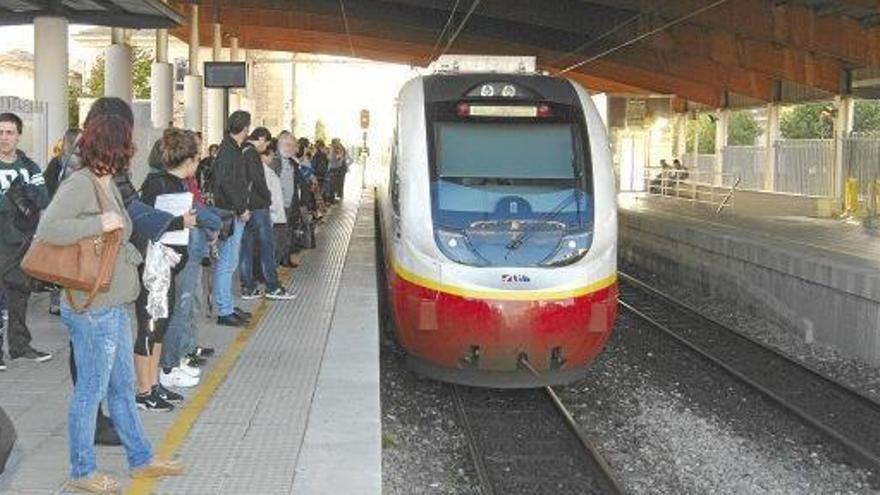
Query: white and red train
[[376, 71, 618, 388]]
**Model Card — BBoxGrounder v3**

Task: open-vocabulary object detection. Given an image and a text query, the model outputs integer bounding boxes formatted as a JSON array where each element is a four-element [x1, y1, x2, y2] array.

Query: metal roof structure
[[170, 0, 880, 108], [0, 0, 182, 28]]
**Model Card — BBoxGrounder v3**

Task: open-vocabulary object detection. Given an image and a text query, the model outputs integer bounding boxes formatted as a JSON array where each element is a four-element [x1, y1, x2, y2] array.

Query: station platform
[[0, 174, 381, 494], [618, 193, 880, 365]]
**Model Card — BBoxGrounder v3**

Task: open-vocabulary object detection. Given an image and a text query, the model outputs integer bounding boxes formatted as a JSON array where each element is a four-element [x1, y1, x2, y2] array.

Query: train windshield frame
[[425, 95, 596, 268]]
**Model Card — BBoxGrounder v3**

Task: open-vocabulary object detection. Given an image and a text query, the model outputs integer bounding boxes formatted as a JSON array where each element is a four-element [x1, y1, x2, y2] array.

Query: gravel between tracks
[[381, 333, 478, 495], [558, 313, 875, 494], [620, 262, 880, 402]]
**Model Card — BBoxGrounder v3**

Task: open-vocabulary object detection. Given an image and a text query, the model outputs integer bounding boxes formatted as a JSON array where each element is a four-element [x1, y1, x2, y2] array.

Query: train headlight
[[436, 229, 489, 267], [540, 232, 592, 267]]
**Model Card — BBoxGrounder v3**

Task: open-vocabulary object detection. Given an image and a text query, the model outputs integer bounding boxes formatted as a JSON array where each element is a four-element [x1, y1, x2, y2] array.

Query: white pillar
[[150, 27, 173, 128], [33, 16, 68, 161], [184, 4, 203, 133], [206, 23, 225, 145], [229, 36, 241, 111], [105, 28, 133, 103], [150, 62, 174, 128], [674, 114, 687, 158], [184, 75, 203, 131], [714, 108, 729, 186], [835, 95, 855, 199], [765, 103, 780, 191]]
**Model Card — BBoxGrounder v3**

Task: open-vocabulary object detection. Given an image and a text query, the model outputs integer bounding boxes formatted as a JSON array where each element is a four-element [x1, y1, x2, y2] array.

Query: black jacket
[[241, 143, 272, 211], [139, 169, 190, 269], [211, 135, 248, 214]]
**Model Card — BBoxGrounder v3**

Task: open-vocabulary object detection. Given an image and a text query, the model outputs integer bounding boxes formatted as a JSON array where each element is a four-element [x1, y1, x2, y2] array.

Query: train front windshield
[[430, 115, 595, 268]]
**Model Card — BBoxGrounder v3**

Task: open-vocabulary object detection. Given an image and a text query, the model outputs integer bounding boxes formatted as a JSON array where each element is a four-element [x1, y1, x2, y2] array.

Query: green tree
[[686, 114, 715, 154], [853, 99, 880, 133], [68, 84, 81, 127], [727, 110, 762, 146], [314, 119, 328, 143], [780, 103, 833, 139], [84, 48, 153, 99]]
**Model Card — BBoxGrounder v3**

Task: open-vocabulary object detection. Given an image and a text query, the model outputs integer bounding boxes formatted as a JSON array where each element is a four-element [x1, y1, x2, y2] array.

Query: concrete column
[[206, 23, 225, 145], [674, 114, 687, 158], [151, 27, 173, 128], [765, 103, 780, 191], [33, 16, 68, 159], [105, 27, 133, 103], [835, 95, 855, 200], [229, 36, 241, 111], [184, 4, 203, 132], [714, 108, 729, 186]]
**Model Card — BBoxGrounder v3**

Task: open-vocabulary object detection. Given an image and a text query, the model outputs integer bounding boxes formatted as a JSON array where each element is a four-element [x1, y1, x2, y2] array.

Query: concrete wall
[[619, 209, 880, 365], [730, 190, 835, 218]]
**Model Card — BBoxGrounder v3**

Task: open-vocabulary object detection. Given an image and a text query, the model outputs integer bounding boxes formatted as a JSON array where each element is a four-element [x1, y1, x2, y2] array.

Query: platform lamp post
[[204, 62, 248, 132]]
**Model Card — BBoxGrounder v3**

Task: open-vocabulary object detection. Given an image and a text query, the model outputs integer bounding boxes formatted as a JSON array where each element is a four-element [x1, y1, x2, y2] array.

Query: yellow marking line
[[127, 268, 292, 494]]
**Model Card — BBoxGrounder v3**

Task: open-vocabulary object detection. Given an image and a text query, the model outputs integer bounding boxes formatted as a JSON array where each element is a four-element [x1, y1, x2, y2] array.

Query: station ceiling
[[171, 0, 880, 107], [0, 0, 181, 28]]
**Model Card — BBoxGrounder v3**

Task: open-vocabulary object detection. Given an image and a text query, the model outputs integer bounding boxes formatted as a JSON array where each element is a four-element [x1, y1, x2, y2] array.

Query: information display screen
[[204, 62, 247, 88]]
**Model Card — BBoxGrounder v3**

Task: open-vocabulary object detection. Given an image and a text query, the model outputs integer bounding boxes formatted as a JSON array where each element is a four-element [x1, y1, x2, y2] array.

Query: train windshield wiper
[[505, 191, 579, 253]]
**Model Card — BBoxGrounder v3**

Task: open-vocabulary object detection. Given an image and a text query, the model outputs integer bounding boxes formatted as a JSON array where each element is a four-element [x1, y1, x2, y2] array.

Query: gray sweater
[[35, 169, 142, 310]]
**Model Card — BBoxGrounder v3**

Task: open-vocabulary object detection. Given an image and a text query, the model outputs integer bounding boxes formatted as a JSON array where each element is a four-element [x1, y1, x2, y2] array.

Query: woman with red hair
[[36, 97, 184, 493]]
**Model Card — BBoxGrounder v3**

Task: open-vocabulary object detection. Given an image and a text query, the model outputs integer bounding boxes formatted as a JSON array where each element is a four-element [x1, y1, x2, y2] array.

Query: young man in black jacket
[[210, 111, 254, 326], [0, 112, 51, 371], [239, 128, 294, 300]]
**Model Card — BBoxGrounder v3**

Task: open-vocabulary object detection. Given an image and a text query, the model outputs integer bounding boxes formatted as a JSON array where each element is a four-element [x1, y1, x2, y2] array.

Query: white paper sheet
[[154, 192, 193, 246]]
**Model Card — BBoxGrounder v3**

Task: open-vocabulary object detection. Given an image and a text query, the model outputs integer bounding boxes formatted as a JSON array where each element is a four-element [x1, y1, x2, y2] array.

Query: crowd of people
[[0, 99, 351, 492]]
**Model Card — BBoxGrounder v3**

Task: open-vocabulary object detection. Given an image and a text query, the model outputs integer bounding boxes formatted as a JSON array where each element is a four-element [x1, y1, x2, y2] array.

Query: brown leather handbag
[[20, 173, 123, 311]]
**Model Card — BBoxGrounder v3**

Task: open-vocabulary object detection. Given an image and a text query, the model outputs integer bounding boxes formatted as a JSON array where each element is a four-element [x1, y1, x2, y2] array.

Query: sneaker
[[160, 367, 199, 388], [216, 314, 243, 327], [184, 354, 207, 367], [11, 347, 52, 362], [131, 457, 184, 479], [153, 384, 183, 403], [0, 355, 6, 371], [265, 287, 297, 301], [67, 473, 120, 494], [178, 359, 201, 378], [241, 287, 264, 300], [49, 305, 60, 316], [192, 346, 215, 358], [234, 307, 253, 319], [136, 390, 174, 412]]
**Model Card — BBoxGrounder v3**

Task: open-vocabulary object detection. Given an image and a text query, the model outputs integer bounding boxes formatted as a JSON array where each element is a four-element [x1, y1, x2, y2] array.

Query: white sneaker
[[179, 359, 201, 378], [160, 368, 199, 388]]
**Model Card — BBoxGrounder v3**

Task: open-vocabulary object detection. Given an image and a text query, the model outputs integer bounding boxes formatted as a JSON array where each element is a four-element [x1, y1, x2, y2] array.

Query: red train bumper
[[389, 266, 618, 385]]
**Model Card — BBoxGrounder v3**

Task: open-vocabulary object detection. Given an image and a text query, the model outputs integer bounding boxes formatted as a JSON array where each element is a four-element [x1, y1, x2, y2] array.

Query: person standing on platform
[[0, 112, 51, 371], [211, 111, 254, 327], [261, 142, 288, 267], [239, 128, 295, 301], [38, 111, 184, 493]]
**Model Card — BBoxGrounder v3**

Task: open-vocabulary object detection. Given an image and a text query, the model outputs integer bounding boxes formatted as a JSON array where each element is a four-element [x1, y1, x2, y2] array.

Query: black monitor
[[204, 62, 247, 88]]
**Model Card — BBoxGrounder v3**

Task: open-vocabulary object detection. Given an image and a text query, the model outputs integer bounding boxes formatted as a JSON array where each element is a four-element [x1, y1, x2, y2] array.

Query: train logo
[[501, 274, 531, 283]]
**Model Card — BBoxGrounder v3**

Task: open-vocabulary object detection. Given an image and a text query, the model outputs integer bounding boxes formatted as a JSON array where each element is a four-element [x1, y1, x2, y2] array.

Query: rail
[[618, 271, 880, 473], [642, 166, 740, 213]]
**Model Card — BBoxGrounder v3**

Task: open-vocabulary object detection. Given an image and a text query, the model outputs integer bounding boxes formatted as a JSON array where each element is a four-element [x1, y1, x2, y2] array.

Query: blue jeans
[[62, 303, 152, 479], [213, 218, 244, 317], [239, 209, 278, 291], [161, 228, 208, 369]]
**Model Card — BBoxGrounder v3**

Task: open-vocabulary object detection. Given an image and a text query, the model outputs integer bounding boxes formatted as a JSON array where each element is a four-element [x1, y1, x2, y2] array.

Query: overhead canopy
[[0, 0, 182, 29], [171, 0, 880, 108]]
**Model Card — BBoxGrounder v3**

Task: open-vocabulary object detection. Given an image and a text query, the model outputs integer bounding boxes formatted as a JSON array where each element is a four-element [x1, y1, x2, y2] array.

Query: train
[[376, 68, 618, 388]]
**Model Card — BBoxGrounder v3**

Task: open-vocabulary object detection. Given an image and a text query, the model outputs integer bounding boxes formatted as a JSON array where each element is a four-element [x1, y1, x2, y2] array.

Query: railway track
[[452, 382, 622, 495], [618, 271, 880, 473]]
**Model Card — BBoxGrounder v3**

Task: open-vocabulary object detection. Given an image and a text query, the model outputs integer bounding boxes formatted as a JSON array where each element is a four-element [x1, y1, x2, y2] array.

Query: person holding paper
[[134, 130, 197, 411]]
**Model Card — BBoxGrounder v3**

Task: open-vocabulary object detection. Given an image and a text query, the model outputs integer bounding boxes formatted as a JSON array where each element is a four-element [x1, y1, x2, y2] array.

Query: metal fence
[[0, 96, 48, 167], [722, 145, 766, 190], [773, 139, 835, 197], [842, 133, 880, 214]]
